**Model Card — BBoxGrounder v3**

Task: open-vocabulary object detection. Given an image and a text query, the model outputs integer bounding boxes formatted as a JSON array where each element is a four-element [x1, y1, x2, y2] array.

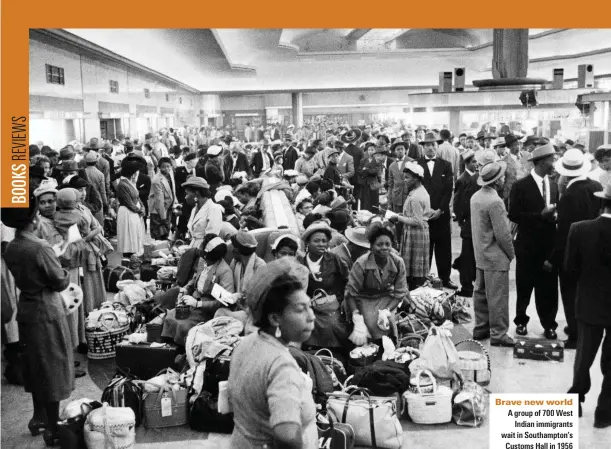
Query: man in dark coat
[[565, 182, 611, 429], [452, 149, 480, 297], [548, 149, 602, 348], [401, 131, 422, 160], [509, 143, 560, 339], [281, 136, 299, 171], [418, 132, 457, 289], [224, 145, 251, 180], [342, 129, 364, 200], [174, 152, 198, 240], [250, 141, 275, 178]]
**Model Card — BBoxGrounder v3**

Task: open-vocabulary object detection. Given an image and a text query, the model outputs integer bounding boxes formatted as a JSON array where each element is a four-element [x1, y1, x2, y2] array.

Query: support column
[[449, 109, 460, 134], [291, 92, 303, 128], [492, 29, 529, 79]]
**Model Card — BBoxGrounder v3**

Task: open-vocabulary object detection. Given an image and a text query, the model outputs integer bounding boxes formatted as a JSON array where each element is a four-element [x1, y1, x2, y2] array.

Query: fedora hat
[[60, 160, 79, 172], [344, 226, 370, 249], [341, 128, 362, 144], [390, 140, 408, 153], [594, 179, 611, 200], [476, 149, 499, 166], [528, 143, 558, 162], [554, 148, 592, 178], [504, 134, 522, 147], [462, 149, 476, 162], [523, 135, 540, 148], [477, 161, 507, 186], [493, 137, 507, 148], [419, 132, 443, 146]]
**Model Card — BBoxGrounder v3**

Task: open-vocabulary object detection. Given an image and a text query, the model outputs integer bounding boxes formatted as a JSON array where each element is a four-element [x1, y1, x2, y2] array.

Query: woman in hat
[[148, 157, 175, 240], [116, 159, 146, 257], [203, 145, 225, 196], [294, 146, 318, 179], [298, 223, 350, 354], [160, 234, 235, 346], [388, 162, 432, 289], [295, 198, 313, 234], [228, 259, 316, 449], [358, 143, 385, 213], [345, 222, 409, 345], [271, 233, 300, 259], [2, 193, 75, 445], [183, 177, 223, 249]]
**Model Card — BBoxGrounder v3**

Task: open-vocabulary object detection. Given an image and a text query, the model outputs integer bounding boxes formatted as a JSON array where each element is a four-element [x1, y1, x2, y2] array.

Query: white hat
[[207, 145, 222, 156], [554, 148, 592, 178], [403, 161, 425, 179]]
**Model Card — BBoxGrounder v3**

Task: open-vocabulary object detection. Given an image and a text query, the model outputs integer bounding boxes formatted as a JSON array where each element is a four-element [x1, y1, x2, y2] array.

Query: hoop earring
[[275, 327, 282, 339]]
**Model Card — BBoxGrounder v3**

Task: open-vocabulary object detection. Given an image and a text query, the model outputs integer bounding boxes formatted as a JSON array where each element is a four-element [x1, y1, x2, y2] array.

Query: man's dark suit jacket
[[453, 170, 480, 238], [250, 151, 274, 178], [174, 166, 191, 203], [564, 216, 611, 326], [224, 153, 250, 181], [418, 157, 454, 218], [550, 178, 602, 267], [508, 174, 559, 258], [344, 143, 364, 184], [282, 146, 299, 171]]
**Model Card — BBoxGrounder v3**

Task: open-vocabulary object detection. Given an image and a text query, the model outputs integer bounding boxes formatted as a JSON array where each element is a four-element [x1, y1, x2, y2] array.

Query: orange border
[[2, 0, 611, 207]]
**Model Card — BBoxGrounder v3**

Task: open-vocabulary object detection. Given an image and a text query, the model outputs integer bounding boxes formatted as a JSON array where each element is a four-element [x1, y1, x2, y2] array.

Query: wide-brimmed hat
[[594, 179, 611, 200], [554, 148, 592, 178], [182, 177, 210, 190], [403, 161, 425, 180], [493, 137, 507, 148], [67, 175, 88, 189], [302, 222, 333, 243], [523, 135, 540, 148], [477, 161, 508, 186], [59, 146, 75, 160], [341, 128, 362, 144], [462, 149, 476, 162], [476, 149, 499, 166], [504, 134, 522, 147], [60, 160, 79, 172], [344, 226, 370, 249], [528, 143, 558, 162], [419, 132, 443, 145]]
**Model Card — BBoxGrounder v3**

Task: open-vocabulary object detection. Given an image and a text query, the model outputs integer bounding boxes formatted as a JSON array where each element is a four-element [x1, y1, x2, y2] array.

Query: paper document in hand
[[384, 210, 398, 220], [211, 283, 235, 304]]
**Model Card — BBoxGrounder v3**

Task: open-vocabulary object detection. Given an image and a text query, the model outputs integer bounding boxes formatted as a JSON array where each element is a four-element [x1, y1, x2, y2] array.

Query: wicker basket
[[403, 369, 453, 424], [455, 339, 491, 386], [85, 311, 131, 360]]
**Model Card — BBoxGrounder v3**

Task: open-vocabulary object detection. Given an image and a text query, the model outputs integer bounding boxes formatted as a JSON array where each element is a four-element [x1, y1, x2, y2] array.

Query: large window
[[109, 80, 119, 94], [45, 64, 65, 85]]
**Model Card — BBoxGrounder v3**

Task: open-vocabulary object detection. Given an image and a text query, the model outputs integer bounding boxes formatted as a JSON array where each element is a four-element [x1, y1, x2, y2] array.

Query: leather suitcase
[[513, 339, 564, 362], [115, 342, 179, 380]]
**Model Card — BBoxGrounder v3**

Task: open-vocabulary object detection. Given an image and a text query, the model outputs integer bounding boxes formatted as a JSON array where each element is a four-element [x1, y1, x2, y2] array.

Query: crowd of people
[[2, 119, 611, 446]]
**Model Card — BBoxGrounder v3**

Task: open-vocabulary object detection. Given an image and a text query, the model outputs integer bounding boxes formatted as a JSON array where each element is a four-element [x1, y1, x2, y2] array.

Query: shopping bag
[[409, 322, 461, 380]]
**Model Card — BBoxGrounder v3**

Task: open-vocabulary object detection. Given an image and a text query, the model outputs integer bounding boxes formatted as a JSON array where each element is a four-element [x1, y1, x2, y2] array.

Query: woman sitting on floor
[[160, 234, 235, 346]]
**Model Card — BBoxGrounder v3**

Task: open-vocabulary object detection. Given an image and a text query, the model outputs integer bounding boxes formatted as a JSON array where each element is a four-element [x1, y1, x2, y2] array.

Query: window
[[46, 64, 65, 85], [179, 97, 183, 104], [144, 88, 150, 99], [165, 93, 170, 102], [109, 80, 119, 94]]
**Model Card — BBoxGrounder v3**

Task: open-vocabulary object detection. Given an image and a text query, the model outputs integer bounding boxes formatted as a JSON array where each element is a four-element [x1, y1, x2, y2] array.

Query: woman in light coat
[[183, 177, 223, 249]]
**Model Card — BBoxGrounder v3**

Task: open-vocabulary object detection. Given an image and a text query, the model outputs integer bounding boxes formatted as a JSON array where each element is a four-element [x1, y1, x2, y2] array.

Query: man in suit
[[437, 129, 461, 179], [225, 145, 251, 180], [548, 149, 603, 349], [335, 141, 355, 184], [342, 129, 365, 200], [509, 143, 560, 339], [250, 140, 274, 178], [78, 139, 111, 204], [494, 136, 520, 208], [148, 157, 175, 240], [565, 182, 611, 429], [174, 152, 198, 240], [470, 161, 515, 346], [453, 149, 480, 298], [281, 136, 299, 171], [387, 141, 413, 213], [418, 132, 457, 289], [271, 124, 281, 141], [401, 131, 422, 160]]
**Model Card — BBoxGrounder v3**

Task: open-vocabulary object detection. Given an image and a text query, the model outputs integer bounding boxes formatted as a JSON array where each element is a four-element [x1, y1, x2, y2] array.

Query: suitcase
[[104, 266, 135, 293], [140, 263, 160, 282], [115, 342, 179, 380], [513, 339, 564, 362]]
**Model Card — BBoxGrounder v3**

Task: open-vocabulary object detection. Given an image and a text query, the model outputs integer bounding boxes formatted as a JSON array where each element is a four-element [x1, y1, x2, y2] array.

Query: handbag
[[403, 369, 453, 424], [317, 412, 355, 449], [83, 403, 136, 449], [326, 388, 403, 449]]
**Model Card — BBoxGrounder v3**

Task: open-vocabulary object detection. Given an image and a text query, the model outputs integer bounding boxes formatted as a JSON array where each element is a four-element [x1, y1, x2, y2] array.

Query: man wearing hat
[[564, 179, 611, 428], [78, 140, 111, 206], [341, 129, 365, 198], [470, 161, 515, 346], [494, 136, 519, 208], [387, 141, 413, 215], [400, 131, 422, 160], [334, 141, 355, 184], [548, 150, 603, 349], [200, 145, 225, 195], [330, 226, 371, 270], [250, 139, 275, 178], [281, 135, 299, 171], [453, 149, 480, 298], [509, 143, 560, 339], [225, 144, 251, 180], [437, 129, 461, 179], [417, 132, 457, 289], [83, 150, 108, 225], [321, 148, 342, 186]]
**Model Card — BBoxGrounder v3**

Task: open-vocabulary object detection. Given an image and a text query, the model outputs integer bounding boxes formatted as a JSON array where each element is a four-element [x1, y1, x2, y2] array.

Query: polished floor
[[2, 226, 609, 448]]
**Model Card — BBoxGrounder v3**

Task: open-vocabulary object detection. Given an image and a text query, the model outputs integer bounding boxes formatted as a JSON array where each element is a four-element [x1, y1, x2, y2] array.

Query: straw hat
[[477, 161, 507, 186], [528, 143, 558, 162], [554, 149, 592, 178], [476, 149, 499, 166], [344, 226, 370, 248], [462, 149, 476, 162]]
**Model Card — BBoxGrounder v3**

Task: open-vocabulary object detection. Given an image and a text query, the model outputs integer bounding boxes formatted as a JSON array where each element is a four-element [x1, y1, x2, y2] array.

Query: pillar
[[291, 92, 303, 128], [449, 109, 460, 134], [492, 29, 529, 79]]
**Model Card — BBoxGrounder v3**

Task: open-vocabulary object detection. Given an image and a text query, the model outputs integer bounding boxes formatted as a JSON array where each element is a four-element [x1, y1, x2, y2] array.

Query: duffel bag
[[104, 266, 135, 294], [326, 388, 402, 449], [101, 373, 143, 427], [189, 390, 234, 434], [83, 403, 135, 449]]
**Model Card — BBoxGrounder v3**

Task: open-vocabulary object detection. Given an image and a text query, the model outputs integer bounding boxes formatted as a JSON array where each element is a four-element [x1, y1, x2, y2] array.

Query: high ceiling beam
[[346, 29, 371, 41]]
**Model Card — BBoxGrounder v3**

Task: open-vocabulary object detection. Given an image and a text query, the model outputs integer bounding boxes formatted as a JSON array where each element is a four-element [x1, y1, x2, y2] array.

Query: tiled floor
[[2, 227, 609, 448]]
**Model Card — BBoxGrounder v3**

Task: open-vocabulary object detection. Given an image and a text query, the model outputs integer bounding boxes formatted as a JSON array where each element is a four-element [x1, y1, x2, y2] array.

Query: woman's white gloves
[[377, 309, 392, 331], [349, 312, 370, 347]]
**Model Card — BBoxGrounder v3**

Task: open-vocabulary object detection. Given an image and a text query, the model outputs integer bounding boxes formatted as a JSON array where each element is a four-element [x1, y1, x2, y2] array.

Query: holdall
[[86, 311, 131, 360], [455, 339, 491, 386], [143, 386, 188, 429], [83, 403, 136, 449], [105, 266, 136, 294], [403, 369, 453, 424], [326, 388, 403, 449], [317, 412, 355, 449], [313, 348, 348, 389], [101, 373, 143, 427]]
